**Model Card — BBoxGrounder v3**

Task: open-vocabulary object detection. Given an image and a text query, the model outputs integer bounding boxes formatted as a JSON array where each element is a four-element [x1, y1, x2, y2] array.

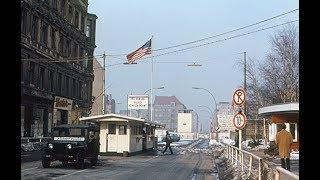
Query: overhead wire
[[101, 8, 298, 56]]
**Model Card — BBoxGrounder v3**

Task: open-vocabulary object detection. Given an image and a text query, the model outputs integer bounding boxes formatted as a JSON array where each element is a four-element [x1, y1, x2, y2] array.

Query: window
[[75, 10, 79, 28], [86, 20, 91, 37], [72, 43, 77, 58], [80, 14, 85, 31], [119, 125, 127, 135], [21, 10, 28, 34], [51, 28, 56, 50], [108, 124, 116, 134], [49, 71, 54, 92], [288, 123, 298, 142], [78, 81, 82, 99], [60, 0, 65, 16], [29, 62, 35, 85], [39, 67, 45, 90], [72, 78, 76, 98], [31, 16, 38, 40], [68, 5, 73, 22], [66, 39, 71, 57], [59, 34, 63, 55], [52, 0, 57, 9], [58, 73, 62, 94], [65, 76, 69, 96], [40, 21, 48, 45]]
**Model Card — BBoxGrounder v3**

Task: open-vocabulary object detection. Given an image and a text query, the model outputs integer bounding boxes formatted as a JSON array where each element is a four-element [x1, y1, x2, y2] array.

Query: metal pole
[[239, 129, 242, 151], [243, 51, 247, 140], [150, 36, 154, 122], [102, 52, 106, 114]]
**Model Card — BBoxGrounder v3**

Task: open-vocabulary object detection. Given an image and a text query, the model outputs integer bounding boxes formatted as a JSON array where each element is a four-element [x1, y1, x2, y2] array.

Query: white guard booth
[[80, 114, 162, 156]]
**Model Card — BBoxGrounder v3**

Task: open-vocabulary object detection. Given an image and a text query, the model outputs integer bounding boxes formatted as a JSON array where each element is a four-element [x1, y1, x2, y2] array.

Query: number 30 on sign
[[233, 112, 247, 129]]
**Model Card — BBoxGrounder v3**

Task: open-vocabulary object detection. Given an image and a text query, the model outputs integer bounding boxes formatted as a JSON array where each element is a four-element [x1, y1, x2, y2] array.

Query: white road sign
[[128, 95, 149, 110], [233, 112, 247, 129], [233, 88, 246, 106]]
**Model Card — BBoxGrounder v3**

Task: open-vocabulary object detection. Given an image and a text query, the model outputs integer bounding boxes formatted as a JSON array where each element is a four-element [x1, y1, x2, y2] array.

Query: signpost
[[232, 88, 247, 150]]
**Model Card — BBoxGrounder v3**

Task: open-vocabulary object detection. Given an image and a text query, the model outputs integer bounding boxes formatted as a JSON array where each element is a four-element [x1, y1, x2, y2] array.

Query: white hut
[[80, 114, 162, 156]]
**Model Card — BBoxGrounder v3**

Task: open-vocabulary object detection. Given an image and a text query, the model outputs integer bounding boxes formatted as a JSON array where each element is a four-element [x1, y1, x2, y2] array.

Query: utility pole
[[102, 52, 106, 114], [243, 51, 247, 141]]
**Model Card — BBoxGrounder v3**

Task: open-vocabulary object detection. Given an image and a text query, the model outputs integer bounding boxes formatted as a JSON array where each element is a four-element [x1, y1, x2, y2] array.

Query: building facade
[[153, 96, 187, 131], [177, 110, 198, 140], [91, 58, 104, 116], [21, 0, 97, 137], [104, 94, 116, 114]]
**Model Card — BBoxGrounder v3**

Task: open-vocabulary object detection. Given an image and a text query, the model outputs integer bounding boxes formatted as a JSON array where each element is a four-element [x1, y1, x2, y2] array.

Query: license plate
[[45, 155, 50, 157]]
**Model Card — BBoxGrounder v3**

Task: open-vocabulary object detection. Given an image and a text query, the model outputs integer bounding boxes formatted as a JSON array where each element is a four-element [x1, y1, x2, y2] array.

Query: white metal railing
[[225, 144, 263, 180], [275, 167, 299, 180]]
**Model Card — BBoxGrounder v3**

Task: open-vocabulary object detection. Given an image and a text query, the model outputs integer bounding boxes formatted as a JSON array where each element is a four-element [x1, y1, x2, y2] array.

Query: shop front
[[53, 96, 73, 126]]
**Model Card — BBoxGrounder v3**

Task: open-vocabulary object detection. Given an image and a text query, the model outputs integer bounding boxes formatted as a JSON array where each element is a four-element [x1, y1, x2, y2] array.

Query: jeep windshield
[[52, 127, 87, 141]]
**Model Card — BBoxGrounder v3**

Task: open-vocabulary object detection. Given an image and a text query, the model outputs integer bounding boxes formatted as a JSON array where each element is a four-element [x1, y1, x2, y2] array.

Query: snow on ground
[[209, 139, 223, 146], [219, 137, 235, 146], [158, 140, 193, 147]]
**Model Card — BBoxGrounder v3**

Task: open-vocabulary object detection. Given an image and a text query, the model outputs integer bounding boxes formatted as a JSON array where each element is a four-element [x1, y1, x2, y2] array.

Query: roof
[[258, 103, 299, 116], [79, 113, 162, 127], [154, 96, 184, 106], [53, 124, 97, 129]]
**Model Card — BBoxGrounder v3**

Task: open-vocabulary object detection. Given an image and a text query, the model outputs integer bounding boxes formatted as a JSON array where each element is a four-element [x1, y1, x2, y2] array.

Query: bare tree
[[246, 24, 299, 118]]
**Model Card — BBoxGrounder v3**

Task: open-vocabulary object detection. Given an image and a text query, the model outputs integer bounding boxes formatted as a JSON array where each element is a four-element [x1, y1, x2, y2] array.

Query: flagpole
[[150, 36, 154, 122]]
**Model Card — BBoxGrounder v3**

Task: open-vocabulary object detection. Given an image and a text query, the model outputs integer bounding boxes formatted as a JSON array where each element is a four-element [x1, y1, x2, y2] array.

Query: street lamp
[[198, 105, 214, 117], [192, 87, 219, 141], [143, 86, 165, 120], [144, 86, 165, 94]]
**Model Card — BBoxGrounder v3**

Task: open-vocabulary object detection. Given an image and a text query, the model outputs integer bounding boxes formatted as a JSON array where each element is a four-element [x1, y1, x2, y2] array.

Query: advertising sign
[[54, 96, 73, 111]]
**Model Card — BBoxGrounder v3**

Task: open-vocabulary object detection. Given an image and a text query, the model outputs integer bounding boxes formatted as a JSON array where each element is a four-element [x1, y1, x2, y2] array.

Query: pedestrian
[[275, 123, 293, 171], [162, 131, 173, 155]]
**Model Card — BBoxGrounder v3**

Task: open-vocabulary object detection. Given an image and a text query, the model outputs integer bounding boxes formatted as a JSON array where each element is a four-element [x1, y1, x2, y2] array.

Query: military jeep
[[42, 124, 99, 169]]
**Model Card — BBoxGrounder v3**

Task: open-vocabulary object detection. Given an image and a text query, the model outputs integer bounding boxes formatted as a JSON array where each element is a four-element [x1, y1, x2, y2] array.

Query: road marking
[[51, 169, 87, 179], [21, 167, 37, 172]]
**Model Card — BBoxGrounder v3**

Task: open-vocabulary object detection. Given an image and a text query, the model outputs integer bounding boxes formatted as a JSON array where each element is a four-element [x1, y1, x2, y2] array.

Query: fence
[[224, 144, 299, 180], [275, 166, 299, 180], [225, 144, 263, 180]]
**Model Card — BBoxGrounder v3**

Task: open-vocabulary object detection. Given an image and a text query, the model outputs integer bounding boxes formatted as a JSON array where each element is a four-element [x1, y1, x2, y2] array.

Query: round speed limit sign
[[233, 112, 247, 129]]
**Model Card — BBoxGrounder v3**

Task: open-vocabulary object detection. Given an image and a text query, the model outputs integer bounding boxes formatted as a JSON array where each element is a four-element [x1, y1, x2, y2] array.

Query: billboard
[[127, 95, 149, 110]]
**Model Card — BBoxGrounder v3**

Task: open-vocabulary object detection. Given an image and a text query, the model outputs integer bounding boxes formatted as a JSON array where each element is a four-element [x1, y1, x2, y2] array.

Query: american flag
[[126, 38, 152, 64]]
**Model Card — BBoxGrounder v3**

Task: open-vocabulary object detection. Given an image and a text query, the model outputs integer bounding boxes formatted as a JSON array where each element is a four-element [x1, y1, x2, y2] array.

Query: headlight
[[67, 144, 72, 149], [48, 143, 53, 149]]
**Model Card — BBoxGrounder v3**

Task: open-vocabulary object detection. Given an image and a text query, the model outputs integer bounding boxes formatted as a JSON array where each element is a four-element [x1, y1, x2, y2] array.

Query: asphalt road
[[21, 139, 217, 180]]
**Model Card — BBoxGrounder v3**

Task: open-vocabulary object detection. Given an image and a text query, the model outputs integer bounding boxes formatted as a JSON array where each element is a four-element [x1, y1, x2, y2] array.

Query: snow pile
[[220, 137, 235, 146], [290, 151, 299, 160], [241, 140, 251, 149], [209, 139, 223, 146]]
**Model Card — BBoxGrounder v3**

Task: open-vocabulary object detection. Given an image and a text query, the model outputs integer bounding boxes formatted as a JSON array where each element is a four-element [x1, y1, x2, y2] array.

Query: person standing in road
[[162, 131, 173, 155], [275, 123, 293, 171]]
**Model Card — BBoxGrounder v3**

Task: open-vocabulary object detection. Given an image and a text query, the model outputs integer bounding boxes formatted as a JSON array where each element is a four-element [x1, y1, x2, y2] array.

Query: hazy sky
[[88, 0, 298, 131]]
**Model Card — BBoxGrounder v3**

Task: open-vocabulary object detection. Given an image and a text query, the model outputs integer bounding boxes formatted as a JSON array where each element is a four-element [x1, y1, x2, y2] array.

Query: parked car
[[161, 132, 180, 142], [42, 124, 99, 169]]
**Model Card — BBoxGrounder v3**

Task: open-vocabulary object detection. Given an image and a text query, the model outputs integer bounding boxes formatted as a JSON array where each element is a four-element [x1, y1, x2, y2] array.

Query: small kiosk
[[80, 114, 162, 156], [258, 103, 299, 150]]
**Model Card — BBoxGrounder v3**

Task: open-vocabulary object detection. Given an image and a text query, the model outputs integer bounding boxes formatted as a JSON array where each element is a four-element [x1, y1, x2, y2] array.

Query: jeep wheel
[[75, 153, 85, 169], [42, 157, 50, 168], [90, 155, 98, 166]]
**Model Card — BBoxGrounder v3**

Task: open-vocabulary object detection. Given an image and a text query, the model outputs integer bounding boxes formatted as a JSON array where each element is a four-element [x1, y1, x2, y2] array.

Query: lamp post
[[192, 87, 219, 141], [143, 86, 164, 120], [198, 105, 214, 140]]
